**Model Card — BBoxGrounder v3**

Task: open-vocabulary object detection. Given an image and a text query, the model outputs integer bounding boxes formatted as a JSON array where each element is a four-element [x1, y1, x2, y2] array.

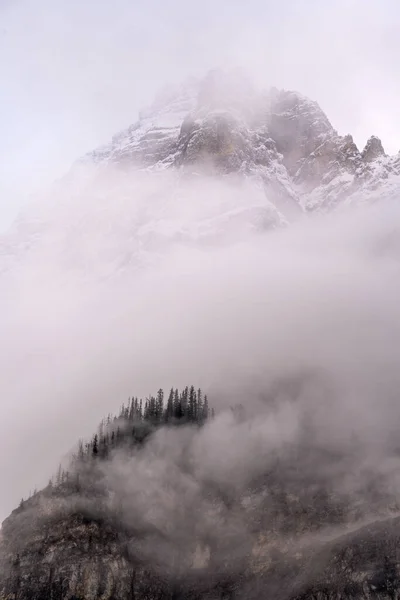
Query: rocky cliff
[[3, 493, 400, 600], [2, 457, 400, 600]]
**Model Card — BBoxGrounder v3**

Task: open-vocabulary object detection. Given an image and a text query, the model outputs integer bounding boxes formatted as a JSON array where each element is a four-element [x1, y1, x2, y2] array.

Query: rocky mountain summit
[[84, 68, 400, 214], [1, 68, 400, 284]]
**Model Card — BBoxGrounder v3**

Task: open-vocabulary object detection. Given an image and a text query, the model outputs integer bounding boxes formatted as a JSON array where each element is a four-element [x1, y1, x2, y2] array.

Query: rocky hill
[[2, 381, 400, 599]]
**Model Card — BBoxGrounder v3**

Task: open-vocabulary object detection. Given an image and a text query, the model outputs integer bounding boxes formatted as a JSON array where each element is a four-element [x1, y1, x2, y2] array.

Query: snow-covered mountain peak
[[78, 69, 400, 216], [362, 135, 386, 162], [2, 69, 400, 286]]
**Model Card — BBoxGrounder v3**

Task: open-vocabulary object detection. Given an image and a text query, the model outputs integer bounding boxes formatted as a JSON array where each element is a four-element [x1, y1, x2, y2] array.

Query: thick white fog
[[1, 167, 400, 521]]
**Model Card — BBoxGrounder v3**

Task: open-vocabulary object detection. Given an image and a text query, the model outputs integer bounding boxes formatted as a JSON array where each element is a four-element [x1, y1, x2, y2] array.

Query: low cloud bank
[[1, 169, 400, 524]]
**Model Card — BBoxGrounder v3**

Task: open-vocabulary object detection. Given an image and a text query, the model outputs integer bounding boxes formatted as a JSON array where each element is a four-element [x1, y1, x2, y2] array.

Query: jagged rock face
[[176, 112, 276, 175], [295, 134, 364, 210], [362, 135, 386, 162], [0, 511, 134, 600], [267, 88, 334, 177]]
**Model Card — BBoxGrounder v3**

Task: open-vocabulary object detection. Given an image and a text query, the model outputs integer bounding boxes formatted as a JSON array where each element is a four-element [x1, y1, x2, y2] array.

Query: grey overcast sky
[[1, 0, 400, 231]]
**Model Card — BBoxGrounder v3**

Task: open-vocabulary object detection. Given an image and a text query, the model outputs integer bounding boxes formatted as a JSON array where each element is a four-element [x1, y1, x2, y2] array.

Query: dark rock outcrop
[[362, 135, 386, 162]]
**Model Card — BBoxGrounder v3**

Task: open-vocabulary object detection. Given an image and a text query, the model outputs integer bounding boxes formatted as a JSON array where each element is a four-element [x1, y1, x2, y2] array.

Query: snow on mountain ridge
[[80, 70, 400, 216], [85, 80, 199, 168]]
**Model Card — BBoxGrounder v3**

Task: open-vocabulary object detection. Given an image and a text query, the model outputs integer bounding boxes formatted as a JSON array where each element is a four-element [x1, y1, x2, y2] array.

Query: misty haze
[[2, 1, 400, 599]]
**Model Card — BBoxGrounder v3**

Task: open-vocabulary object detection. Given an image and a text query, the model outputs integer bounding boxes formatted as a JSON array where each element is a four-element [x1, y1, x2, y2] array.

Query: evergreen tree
[[128, 398, 134, 420], [156, 389, 164, 422], [56, 384, 213, 486], [100, 434, 108, 459], [197, 388, 203, 422], [181, 387, 189, 418], [166, 388, 174, 422], [92, 434, 99, 457], [188, 386, 197, 421], [148, 396, 156, 422], [203, 395, 209, 421], [173, 389, 181, 419]]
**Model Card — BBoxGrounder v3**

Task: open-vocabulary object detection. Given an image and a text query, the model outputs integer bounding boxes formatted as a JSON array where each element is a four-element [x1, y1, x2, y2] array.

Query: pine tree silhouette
[[92, 434, 99, 457], [44, 385, 214, 496]]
